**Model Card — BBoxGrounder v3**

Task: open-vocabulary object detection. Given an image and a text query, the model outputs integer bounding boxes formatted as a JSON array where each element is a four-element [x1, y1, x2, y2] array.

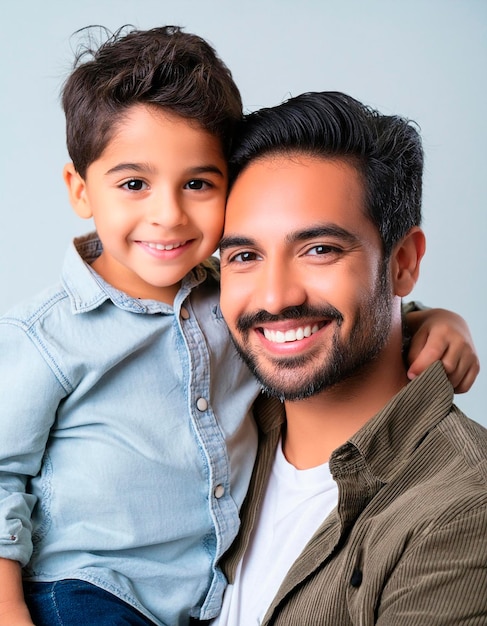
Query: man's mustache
[[235, 304, 344, 332]]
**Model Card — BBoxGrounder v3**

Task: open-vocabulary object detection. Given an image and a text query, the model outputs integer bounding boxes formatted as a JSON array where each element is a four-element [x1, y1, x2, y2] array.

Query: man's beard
[[230, 263, 394, 401]]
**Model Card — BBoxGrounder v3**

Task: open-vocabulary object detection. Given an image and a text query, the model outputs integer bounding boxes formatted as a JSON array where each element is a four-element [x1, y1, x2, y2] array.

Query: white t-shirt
[[214, 440, 338, 625]]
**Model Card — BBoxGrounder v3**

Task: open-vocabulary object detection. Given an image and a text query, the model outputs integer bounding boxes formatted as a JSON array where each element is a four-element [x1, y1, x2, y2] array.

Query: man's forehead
[[225, 154, 366, 233]]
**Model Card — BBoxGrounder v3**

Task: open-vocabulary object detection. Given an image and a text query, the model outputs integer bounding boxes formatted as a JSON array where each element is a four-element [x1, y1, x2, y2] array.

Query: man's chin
[[252, 366, 328, 401], [259, 382, 321, 402]]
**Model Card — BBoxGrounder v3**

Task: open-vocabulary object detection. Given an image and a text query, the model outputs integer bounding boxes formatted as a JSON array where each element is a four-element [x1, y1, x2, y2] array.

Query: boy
[[0, 26, 479, 626]]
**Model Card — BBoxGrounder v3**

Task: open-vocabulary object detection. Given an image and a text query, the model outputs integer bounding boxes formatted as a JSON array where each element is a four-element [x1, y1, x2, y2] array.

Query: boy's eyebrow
[[105, 162, 154, 176], [105, 162, 226, 177], [187, 164, 226, 177], [220, 224, 358, 252]]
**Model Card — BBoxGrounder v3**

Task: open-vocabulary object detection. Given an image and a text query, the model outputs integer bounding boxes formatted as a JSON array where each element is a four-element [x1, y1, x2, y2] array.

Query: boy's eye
[[185, 179, 209, 190], [121, 179, 147, 191]]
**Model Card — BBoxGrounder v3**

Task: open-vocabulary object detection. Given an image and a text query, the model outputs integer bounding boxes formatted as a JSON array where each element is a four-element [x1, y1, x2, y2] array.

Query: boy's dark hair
[[229, 91, 423, 257], [62, 25, 242, 178]]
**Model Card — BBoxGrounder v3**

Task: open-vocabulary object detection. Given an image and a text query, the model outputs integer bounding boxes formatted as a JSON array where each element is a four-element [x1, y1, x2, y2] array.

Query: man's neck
[[282, 338, 409, 469]]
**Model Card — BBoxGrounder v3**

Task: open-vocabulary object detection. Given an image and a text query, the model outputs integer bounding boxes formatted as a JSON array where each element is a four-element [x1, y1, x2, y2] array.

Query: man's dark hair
[[62, 25, 242, 178], [230, 91, 423, 256]]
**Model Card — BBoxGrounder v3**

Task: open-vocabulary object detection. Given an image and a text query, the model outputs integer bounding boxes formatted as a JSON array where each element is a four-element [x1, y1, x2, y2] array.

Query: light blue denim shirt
[[0, 233, 260, 625]]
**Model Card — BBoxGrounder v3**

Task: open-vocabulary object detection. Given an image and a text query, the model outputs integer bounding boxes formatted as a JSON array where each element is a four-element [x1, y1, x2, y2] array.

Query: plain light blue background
[[1, 0, 485, 424]]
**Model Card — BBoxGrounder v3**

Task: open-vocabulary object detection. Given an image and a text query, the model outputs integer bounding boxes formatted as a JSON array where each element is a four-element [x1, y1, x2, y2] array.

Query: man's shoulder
[[382, 404, 487, 528], [436, 404, 487, 488]]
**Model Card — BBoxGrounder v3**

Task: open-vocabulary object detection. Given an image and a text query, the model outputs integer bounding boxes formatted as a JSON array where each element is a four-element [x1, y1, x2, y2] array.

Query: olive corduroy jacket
[[222, 362, 487, 625]]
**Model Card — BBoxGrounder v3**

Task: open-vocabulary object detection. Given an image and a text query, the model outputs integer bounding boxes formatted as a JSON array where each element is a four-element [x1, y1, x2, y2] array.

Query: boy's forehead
[[89, 103, 227, 173], [106, 104, 208, 142]]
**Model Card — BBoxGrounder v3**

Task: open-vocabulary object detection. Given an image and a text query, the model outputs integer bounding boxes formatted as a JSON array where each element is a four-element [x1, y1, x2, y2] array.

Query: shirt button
[[214, 484, 225, 499], [196, 397, 208, 412], [180, 307, 190, 320], [350, 568, 363, 587]]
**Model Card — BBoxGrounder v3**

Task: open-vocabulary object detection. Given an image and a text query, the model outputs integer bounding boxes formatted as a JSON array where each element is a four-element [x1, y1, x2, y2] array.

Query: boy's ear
[[391, 227, 426, 297], [63, 163, 93, 219]]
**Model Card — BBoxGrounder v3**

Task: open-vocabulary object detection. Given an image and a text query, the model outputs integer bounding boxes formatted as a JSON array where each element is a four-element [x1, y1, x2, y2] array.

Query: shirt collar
[[253, 361, 454, 484], [61, 232, 209, 315], [339, 361, 454, 483]]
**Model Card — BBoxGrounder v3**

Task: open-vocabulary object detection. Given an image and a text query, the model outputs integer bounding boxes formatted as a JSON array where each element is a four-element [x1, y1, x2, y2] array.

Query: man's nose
[[254, 258, 307, 315]]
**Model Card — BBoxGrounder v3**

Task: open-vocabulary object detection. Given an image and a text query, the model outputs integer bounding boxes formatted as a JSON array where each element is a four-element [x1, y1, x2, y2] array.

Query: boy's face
[[64, 104, 227, 303]]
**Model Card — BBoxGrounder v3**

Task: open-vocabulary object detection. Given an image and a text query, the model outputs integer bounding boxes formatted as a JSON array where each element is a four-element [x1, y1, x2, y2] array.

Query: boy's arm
[[404, 305, 480, 393], [0, 323, 66, 626], [0, 558, 34, 625]]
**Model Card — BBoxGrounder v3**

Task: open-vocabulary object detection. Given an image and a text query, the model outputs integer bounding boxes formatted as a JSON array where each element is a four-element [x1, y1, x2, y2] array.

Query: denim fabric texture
[[24, 580, 157, 625], [0, 233, 259, 626]]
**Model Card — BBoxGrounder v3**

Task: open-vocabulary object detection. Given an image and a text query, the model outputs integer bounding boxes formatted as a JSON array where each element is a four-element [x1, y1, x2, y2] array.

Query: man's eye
[[306, 244, 341, 256], [121, 179, 147, 191], [185, 179, 209, 190], [229, 251, 260, 263]]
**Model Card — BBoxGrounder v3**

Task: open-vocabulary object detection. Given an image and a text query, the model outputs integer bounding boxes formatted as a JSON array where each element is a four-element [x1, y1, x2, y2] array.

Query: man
[[215, 92, 487, 625]]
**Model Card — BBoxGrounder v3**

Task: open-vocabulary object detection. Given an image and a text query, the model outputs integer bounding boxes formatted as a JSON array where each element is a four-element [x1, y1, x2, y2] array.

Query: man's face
[[220, 154, 395, 401]]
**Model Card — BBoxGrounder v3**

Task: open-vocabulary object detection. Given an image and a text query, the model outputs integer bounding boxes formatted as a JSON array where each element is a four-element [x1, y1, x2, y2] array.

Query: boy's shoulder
[[189, 257, 221, 309], [200, 255, 221, 283], [1, 235, 94, 327], [0, 281, 70, 330]]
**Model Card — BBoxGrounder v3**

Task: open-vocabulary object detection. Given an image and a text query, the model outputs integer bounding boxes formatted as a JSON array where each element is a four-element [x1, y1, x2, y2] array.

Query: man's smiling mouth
[[262, 322, 327, 344]]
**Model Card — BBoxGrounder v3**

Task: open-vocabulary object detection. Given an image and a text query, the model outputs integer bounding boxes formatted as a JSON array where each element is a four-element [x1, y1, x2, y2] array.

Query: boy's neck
[[91, 255, 180, 305]]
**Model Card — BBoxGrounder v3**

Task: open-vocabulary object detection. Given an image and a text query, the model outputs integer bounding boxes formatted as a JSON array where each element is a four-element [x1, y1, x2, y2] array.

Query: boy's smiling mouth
[[143, 240, 189, 251]]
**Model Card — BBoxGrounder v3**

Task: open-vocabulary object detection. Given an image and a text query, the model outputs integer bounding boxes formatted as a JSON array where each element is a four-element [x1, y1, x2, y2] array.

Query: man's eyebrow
[[220, 225, 359, 252], [105, 163, 225, 177], [288, 224, 359, 245], [219, 235, 256, 253]]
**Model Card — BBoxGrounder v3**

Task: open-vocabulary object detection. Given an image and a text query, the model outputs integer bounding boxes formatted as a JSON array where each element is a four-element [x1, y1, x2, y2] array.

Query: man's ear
[[63, 163, 93, 219], [391, 227, 426, 297]]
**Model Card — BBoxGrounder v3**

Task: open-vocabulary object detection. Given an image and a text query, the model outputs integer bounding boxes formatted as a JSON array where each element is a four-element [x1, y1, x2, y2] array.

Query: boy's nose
[[147, 192, 188, 228]]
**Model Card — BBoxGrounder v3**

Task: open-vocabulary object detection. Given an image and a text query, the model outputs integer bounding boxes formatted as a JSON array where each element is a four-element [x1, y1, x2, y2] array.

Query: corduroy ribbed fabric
[[222, 362, 487, 625]]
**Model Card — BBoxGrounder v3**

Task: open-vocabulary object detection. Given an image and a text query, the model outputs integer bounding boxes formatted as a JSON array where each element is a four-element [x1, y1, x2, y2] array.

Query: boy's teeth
[[147, 241, 185, 251], [263, 324, 320, 344]]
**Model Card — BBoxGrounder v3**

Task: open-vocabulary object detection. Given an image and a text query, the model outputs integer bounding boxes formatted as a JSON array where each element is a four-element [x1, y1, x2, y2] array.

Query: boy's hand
[[406, 308, 480, 393], [0, 600, 35, 626], [0, 559, 35, 626]]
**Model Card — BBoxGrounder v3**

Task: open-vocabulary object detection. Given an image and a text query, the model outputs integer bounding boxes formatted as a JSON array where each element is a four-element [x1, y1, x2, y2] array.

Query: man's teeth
[[146, 241, 186, 251], [263, 324, 321, 344]]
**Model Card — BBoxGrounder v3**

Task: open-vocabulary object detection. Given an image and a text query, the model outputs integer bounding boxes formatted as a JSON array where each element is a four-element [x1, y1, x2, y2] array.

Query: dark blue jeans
[[23, 580, 157, 626]]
